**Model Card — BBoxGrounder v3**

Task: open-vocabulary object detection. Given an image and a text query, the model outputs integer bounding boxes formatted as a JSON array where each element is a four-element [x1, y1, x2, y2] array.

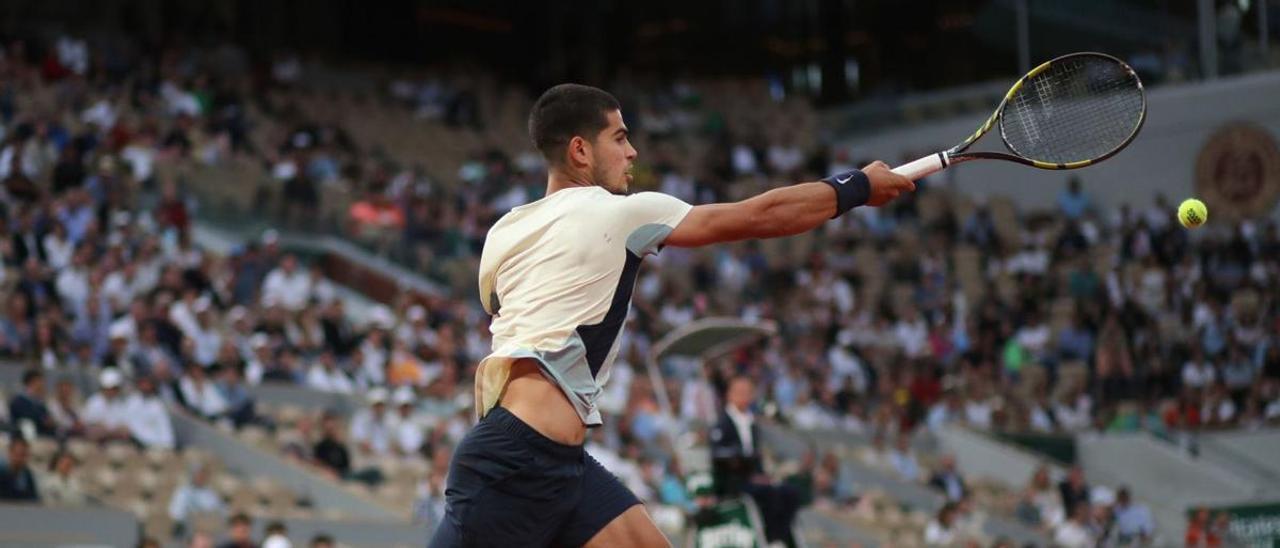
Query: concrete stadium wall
[[837, 70, 1280, 218], [935, 426, 1066, 491], [1200, 428, 1280, 487], [0, 504, 137, 547]]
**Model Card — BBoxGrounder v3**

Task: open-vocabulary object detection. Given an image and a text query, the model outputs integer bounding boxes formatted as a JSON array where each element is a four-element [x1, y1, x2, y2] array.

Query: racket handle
[[892, 152, 949, 181]]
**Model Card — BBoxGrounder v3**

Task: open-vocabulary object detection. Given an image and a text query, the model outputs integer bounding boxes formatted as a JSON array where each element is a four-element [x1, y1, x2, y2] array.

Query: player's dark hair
[[528, 84, 620, 166], [22, 369, 42, 387]]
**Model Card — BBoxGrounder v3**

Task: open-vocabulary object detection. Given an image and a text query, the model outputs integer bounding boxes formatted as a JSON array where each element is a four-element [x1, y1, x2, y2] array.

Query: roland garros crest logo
[[1195, 122, 1280, 221]]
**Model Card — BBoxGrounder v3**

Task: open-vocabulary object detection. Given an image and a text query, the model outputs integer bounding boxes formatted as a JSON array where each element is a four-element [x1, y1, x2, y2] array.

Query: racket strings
[[1001, 56, 1144, 164]]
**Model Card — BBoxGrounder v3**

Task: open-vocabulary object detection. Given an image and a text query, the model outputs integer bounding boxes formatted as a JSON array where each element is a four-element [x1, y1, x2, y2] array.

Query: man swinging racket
[[428, 83, 915, 547]]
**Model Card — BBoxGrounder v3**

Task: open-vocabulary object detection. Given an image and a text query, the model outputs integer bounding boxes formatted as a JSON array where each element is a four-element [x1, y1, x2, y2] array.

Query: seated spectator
[[347, 190, 405, 242], [1112, 487, 1154, 544], [168, 463, 225, 533], [82, 368, 134, 442], [261, 254, 311, 312], [0, 436, 39, 502], [311, 410, 381, 485], [1058, 465, 1091, 518], [926, 390, 965, 431], [349, 387, 392, 456], [1016, 465, 1064, 529], [218, 512, 255, 548], [39, 450, 86, 506], [313, 411, 352, 479], [306, 350, 354, 394], [128, 375, 176, 449], [215, 365, 257, 428], [179, 363, 228, 420], [262, 347, 306, 384], [1054, 503, 1096, 548], [855, 430, 893, 471], [8, 369, 56, 437], [47, 378, 86, 437], [309, 534, 335, 548], [889, 434, 922, 481], [924, 501, 960, 546], [262, 521, 290, 548], [391, 387, 425, 457], [928, 454, 968, 502]]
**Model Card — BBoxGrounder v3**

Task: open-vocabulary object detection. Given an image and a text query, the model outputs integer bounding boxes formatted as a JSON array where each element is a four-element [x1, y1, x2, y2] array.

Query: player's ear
[[567, 135, 592, 168]]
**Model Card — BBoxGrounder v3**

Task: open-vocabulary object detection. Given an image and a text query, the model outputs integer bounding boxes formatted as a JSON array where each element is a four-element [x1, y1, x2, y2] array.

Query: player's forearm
[[745, 182, 840, 238]]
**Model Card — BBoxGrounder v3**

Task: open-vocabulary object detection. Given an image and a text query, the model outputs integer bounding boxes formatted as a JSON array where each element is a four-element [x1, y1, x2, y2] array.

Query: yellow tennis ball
[[1178, 198, 1207, 228]]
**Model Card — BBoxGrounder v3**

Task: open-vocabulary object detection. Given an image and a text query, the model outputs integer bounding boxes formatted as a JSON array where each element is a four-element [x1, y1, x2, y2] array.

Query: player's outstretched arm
[[664, 161, 914, 248]]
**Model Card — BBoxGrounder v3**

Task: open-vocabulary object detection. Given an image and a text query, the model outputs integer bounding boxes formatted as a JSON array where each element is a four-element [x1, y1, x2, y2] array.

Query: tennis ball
[[1178, 198, 1207, 228]]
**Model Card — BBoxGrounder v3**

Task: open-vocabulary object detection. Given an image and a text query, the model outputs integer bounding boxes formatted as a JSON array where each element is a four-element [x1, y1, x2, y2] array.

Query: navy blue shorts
[[427, 406, 641, 547]]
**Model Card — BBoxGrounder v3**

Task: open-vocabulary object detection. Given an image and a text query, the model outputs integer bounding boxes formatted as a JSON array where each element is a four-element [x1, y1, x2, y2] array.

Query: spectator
[[1058, 465, 1091, 518], [0, 436, 39, 501], [349, 387, 392, 456], [82, 368, 134, 442], [309, 534, 335, 548], [347, 190, 405, 246], [391, 387, 424, 456], [128, 375, 176, 449], [215, 365, 257, 428], [924, 501, 960, 546], [1054, 503, 1097, 548], [313, 411, 350, 478], [306, 350, 354, 394], [179, 363, 229, 420], [928, 454, 968, 502], [217, 512, 255, 548], [168, 463, 225, 533], [263, 347, 306, 384], [413, 470, 448, 529], [189, 532, 216, 548], [1112, 487, 1154, 544], [39, 450, 86, 506], [1185, 507, 1213, 547], [262, 521, 291, 548], [261, 254, 311, 312], [1057, 177, 1090, 220], [1016, 465, 1064, 529], [8, 369, 56, 438], [47, 378, 85, 437], [889, 434, 923, 481]]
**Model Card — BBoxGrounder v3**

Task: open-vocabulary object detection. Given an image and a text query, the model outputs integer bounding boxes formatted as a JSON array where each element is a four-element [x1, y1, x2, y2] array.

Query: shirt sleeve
[[614, 192, 693, 256]]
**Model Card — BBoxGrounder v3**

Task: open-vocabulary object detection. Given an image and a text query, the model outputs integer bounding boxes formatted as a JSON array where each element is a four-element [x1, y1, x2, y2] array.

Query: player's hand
[[863, 161, 916, 207]]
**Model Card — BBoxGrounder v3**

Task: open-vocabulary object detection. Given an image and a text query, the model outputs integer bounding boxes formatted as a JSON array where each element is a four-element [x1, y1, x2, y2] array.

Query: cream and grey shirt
[[476, 187, 692, 425]]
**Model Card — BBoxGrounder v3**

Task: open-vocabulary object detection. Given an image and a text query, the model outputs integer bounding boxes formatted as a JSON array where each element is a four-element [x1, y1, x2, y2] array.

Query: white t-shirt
[[128, 394, 175, 449], [475, 188, 691, 425], [83, 392, 133, 430], [306, 366, 355, 394], [262, 268, 312, 310]]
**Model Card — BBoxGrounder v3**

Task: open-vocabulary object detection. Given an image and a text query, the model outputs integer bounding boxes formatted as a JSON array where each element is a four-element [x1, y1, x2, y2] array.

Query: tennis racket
[[892, 52, 1146, 181]]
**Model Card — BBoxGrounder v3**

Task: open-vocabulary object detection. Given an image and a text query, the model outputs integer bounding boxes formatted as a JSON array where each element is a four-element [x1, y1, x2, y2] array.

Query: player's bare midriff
[[497, 358, 588, 445]]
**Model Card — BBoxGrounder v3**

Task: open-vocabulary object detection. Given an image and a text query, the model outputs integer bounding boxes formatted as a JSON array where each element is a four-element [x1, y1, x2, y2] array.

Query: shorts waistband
[[486, 406, 584, 461]]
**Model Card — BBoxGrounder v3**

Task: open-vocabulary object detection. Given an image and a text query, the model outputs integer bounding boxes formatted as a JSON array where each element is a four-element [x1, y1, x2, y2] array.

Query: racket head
[[994, 52, 1146, 169]]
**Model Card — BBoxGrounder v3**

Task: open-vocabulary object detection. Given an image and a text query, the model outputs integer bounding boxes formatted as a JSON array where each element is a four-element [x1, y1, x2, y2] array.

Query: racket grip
[[891, 152, 949, 181]]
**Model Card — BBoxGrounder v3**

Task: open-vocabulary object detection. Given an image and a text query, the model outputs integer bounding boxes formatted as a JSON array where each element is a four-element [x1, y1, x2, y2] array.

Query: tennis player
[[428, 83, 914, 547]]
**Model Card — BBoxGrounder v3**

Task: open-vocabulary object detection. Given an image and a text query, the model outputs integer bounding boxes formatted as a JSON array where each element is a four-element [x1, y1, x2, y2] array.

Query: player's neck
[[545, 168, 596, 196]]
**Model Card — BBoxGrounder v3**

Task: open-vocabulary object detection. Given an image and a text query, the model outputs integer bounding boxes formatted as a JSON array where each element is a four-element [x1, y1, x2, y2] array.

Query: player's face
[[590, 110, 637, 195]]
